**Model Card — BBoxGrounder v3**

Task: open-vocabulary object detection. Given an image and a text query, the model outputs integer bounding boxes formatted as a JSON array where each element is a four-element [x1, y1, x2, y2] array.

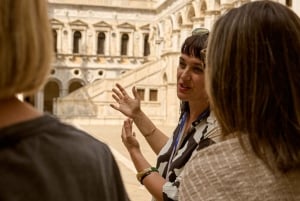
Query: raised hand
[[110, 83, 141, 118], [121, 118, 140, 152]]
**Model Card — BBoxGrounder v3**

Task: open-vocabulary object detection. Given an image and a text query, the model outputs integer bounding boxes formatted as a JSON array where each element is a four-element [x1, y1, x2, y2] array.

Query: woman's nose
[[181, 69, 191, 80]]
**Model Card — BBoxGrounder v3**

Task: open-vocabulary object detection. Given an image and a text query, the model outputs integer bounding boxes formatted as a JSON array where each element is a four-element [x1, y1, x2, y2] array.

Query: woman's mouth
[[178, 83, 191, 92]]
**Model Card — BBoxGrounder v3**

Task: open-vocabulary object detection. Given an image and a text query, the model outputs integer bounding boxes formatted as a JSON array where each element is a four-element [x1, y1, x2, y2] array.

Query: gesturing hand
[[121, 118, 140, 151], [110, 83, 141, 118]]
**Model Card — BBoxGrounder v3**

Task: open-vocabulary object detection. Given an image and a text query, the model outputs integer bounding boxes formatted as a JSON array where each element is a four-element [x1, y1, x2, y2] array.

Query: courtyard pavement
[[75, 123, 175, 201]]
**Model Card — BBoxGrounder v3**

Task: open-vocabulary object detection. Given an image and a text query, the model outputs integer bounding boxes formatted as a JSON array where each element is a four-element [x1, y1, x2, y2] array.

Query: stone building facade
[[28, 0, 299, 126]]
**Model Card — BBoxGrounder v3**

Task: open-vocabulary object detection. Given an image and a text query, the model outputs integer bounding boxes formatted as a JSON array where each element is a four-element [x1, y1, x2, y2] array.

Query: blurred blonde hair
[[0, 0, 53, 100]]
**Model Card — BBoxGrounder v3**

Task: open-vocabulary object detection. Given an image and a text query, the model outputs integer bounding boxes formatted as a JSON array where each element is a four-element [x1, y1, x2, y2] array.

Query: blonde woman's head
[[0, 0, 53, 100]]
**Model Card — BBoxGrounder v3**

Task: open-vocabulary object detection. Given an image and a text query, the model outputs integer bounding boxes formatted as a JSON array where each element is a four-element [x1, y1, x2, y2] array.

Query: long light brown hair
[[206, 0, 300, 172]]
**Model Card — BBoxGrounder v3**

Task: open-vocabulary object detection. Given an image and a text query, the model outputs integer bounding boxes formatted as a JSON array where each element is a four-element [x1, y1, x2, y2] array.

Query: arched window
[[73, 31, 81, 53], [286, 0, 292, 6], [121, 33, 129, 56], [52, 29, 57, 53], [97, 32, 105, 54], [69, 81, 84, 93], [44, 81, 60, 114], [143, 34, 150, 56]]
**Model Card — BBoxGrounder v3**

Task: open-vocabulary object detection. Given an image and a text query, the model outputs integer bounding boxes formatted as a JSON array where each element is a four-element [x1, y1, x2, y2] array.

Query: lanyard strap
[[166, 113, 186, 177], [174, 112, 187, 150], [165, 107, 210, 179]]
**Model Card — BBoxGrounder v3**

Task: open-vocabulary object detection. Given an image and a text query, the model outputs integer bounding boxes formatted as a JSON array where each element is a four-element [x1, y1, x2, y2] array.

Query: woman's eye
[[179, 62, 186, 68], [193, 66, 204, 73]]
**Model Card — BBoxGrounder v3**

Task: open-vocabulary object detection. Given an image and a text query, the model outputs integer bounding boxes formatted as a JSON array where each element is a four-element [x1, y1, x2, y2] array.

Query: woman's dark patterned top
[[155, 111, 220, 201]]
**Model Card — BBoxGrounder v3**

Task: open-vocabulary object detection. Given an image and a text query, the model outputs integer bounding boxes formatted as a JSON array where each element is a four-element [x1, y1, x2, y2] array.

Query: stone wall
[[32, 0, 299, 126]]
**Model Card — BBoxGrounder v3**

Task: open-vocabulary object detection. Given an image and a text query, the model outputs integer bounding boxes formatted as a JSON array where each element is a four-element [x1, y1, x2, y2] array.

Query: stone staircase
[[54, 52, 180, 126]]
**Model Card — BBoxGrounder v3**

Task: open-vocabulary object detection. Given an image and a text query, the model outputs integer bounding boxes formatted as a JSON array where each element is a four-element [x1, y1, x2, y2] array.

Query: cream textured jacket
[[179, 136, 300, 201]]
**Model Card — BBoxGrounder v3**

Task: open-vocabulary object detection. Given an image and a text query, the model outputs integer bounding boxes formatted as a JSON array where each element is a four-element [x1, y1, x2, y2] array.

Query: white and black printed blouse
[[155, 109, 220, 201]]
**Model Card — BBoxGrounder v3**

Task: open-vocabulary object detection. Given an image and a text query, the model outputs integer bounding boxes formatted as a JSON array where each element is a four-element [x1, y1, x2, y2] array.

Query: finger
[[129, 118, 133, 125], [121, 120, 127, 140], [132, 86, 140, 100], [116, 83, 129, 97], [112, 88, 123, 99], [109, 104, 120, 111], [112, 94, 120, 103], [124, 119, 132, 138]]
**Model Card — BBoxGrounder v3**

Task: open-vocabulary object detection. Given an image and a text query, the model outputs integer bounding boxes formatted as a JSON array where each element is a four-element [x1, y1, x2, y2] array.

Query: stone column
[[179, 24, 193, 47], [57, 29, 62, 53], [192, 17, 205, 29], [35, 90, 44, 112], [171, 29, 180, 51], [130, 31, 134, 57], [205, 10, 221, 29]]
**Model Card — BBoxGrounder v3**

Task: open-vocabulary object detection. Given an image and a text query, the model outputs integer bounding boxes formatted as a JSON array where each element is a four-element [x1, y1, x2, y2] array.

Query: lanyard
[[165, 108, 210, 179], [173, 112, 187, 151], [166, 112, 187, 177]]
